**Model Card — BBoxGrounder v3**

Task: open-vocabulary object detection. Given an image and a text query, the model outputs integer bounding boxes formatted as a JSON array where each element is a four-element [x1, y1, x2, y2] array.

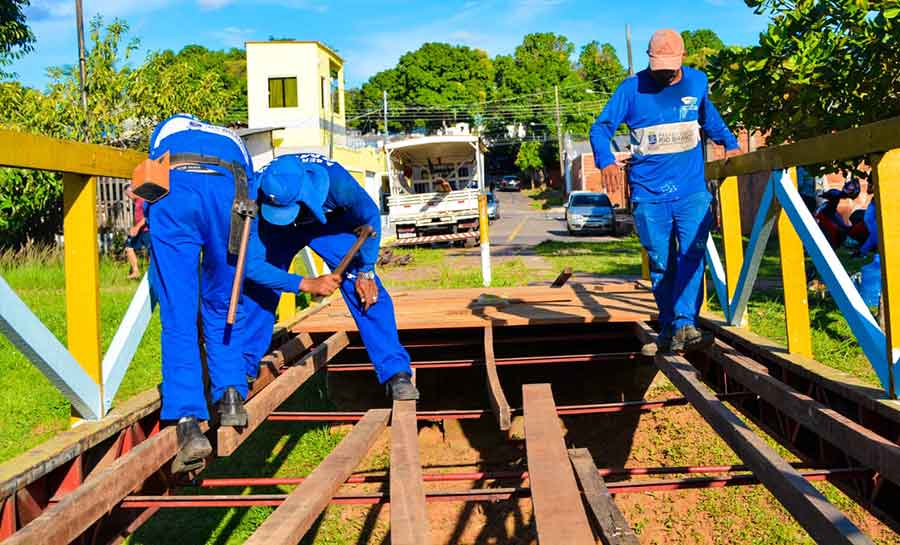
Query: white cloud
[[213, 26, 256, 47]]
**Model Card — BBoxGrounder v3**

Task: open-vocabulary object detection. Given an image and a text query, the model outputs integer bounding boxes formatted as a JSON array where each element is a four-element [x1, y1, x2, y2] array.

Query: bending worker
[[590, 29, 740, 355], [146, 116, 341, 472], [242, 153, 419, 401]]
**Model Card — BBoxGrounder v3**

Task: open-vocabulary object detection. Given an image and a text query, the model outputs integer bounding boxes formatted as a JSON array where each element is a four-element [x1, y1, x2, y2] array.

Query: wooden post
[[276, 259, 297, 325], [779, 168, 813, 357], [63, 173, 102, 420], [483, 324, 511, 430], [719, 176, 743, 301], [875, 150, 900, 398], [640, 249, 650, 281]]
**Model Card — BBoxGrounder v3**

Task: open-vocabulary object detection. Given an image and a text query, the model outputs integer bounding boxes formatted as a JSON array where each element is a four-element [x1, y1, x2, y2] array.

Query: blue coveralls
[[242, 153, 413, 384], [590, 67, 740, 338], [146, 115, 303, 421]]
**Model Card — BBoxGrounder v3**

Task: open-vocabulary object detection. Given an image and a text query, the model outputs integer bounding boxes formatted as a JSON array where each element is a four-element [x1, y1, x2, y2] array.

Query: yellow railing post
[[875, 150, 900, 398], [779, 168, 813, 357], [640, 249, 650, 281], [276, 259, 297, 325], [62, 173, 102, 418], [719, 176, 744, 324]]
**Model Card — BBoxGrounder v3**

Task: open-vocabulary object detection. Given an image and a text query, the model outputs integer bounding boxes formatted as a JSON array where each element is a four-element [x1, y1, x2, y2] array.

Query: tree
[[709, 2, 900, 163], [0, 0, 33, 77], [515, 141, 544, 188], [577, 41, 626, 95], [681, 29, 724, 70]]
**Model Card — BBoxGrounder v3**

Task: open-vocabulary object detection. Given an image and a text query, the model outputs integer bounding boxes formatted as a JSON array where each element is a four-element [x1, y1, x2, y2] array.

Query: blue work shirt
[[589, 67, 739, 203], [280, 153, 382, 273]]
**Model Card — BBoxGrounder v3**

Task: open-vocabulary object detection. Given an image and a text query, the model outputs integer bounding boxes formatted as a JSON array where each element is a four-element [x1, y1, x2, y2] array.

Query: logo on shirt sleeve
[[679, 96, 699, 120]]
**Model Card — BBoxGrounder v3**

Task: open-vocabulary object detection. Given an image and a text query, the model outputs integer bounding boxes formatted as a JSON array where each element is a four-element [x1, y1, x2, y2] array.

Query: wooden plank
[[550, 267, 573, 288], [217, 332, 349, 456], [390, 400, 430, 545], [245, 409, 391, 545], [568, 448, 640, 545], [779, 168, 813, 357], [0, 129, 145, 178], [634, 323, 874, 545], [705, 115, 900, 179], [483, 325, 511, 431], [523, 383, 595, 545], [708, 338, 900, 487], [874, 149, 900, 397]]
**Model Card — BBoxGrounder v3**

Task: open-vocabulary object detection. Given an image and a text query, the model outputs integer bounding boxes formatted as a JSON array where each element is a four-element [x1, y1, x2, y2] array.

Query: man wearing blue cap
[[145, 116, 342, 472], [244, 152, 419, 400]]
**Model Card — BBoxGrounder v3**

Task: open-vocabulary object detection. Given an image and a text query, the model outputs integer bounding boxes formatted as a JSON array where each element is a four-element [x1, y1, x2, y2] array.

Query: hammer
[[332, 224, 376, 277]]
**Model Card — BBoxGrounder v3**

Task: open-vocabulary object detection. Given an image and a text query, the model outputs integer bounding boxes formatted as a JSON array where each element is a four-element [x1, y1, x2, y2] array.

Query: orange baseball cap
[[648, 29, 684, 71]]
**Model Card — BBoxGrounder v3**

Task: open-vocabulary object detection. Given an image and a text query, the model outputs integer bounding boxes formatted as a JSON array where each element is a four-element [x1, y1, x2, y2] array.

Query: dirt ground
[[307, 365, 900, 545]]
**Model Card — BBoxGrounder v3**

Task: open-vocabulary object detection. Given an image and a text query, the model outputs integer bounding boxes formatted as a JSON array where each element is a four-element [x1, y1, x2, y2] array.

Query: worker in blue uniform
[[590, 29, 741, 355], [145, 116, 341, 472], [242, 153, 419, 400]]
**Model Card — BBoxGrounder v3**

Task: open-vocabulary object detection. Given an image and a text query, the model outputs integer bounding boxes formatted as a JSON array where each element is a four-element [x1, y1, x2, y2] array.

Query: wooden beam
[[390, 400, 430, 545], [708, 338, 900, 487], [779, 168, 813, 357], [483, 325, 511, 430], [874, 149, 900, 398], [634, 323, 874, 545], [705, 115, 900, 179], [245, 409, 390, 545], [523, 383, 595, 545], [0, 129, 144, 178], [217, 332, 349, 456], [569, 448, 640, 545], [551, 267, 573, 288]]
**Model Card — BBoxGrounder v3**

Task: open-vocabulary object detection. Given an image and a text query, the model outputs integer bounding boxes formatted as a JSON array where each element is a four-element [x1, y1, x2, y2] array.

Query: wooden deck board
[[292, 284, 656, 333], [484, 324, 511, 431], [569, 448, 640, 545], [390, 400, 430, 545]]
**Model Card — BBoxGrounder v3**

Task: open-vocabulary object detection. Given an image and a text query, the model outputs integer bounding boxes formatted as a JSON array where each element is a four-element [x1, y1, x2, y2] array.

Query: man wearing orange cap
[[590, 29, 741, 355]]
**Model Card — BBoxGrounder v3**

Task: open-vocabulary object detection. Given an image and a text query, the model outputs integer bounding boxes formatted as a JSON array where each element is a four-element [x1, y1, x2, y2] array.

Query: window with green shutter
[[268, 77, 298, 108]]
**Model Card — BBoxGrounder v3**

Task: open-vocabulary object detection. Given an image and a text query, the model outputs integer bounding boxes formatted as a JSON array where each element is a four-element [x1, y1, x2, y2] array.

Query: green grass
[[380, 247, 536, 289], [534, 236, 644, 277], [0, 246, 162, 462], [525, 187, 565, 210]]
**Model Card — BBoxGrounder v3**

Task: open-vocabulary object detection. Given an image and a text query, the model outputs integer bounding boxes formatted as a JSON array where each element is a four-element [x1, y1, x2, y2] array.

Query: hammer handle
[[226, 216, 252, 325], [332, 224, 374, 277]]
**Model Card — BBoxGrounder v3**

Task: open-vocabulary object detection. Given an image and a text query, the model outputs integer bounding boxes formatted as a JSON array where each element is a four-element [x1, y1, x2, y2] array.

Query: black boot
[[171, 416, 212, 474], [670, 325, 714, 354], [386, 372, 420, 401], [216, 387, 248, 427]]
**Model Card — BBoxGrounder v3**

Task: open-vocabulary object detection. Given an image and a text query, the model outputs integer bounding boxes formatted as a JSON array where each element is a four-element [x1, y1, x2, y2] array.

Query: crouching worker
[[144, 116, 341, 472], [243, 153, 419, 401]]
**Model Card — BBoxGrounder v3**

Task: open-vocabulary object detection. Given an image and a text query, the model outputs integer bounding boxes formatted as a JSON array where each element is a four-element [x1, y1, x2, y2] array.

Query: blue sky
[[14, 0, 770, 90]]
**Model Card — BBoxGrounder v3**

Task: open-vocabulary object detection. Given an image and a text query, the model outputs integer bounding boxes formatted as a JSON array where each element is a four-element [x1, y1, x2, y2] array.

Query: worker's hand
[[129, 225, 141, 237], [724, 148, 742, 160], [299, 274, 341, 297], [355, 277, 378, 312], [613, 151, 633, 168], [601, 163, 620, 178]]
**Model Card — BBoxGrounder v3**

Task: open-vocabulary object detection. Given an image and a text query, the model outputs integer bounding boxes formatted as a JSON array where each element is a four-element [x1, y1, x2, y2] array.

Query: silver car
[[498, 175, 521, 191], [565, 191, 616, 235]]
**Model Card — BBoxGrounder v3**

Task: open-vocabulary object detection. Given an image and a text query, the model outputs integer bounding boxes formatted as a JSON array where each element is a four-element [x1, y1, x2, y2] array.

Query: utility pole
[[75, 0, 88, 140], [626, 24, 635, 76], [554, 85, 564, 185]]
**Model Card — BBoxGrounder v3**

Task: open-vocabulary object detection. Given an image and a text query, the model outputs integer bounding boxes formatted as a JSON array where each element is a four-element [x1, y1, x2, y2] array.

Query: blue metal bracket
[[705, 235, 729, 319], [102, 273, 155, 412], [0, 275, 102, 419]]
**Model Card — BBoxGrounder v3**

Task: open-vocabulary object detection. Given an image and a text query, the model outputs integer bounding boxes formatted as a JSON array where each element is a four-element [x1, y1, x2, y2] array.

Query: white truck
[[385, 135, 485, 242]]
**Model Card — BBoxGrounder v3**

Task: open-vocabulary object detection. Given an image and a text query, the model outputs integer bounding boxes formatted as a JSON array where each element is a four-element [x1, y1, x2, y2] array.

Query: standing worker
[[589, 29, 741, 355], [123, 184, 151, 280], [145, 116, 341, 472], [242, 153, 419, 401]]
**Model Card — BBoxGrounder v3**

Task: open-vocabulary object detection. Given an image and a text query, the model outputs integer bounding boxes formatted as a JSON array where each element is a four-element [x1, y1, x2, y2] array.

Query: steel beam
[[218, 331, 349, 456], [635, 323, 874, 545], [569, 448, 640, 545], [483, 324, 511, 430], [244, 409, 390, 545], [390, 400, 430, 545], [523, 383, 595, 545]]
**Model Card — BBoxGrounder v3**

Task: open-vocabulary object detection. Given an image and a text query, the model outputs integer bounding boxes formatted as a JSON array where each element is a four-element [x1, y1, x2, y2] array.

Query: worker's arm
[[243, 216, 305, 293], [330, 170, 382, 273], [698, 82, 740, 151], [589, 80, 633, 170]]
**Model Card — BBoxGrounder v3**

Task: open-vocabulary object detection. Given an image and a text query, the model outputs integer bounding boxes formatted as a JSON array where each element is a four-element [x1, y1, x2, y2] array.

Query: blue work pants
[[632, 190, 713, 338]]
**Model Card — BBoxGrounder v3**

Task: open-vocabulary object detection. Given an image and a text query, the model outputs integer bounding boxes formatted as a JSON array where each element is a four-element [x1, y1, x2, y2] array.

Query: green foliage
[[0, 168, 62, 247], [0, 0, 33, 77], [515, 140, 543, 187], [709, 1, 900, 168], [681, 29, 724, 69], [577, 41, 627, 95]]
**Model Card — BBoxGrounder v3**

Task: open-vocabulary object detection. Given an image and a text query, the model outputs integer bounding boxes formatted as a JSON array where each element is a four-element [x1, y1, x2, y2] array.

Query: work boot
[[641, 335, 671, 357], [171, 417, 212, 474], [386, 372, 420, 401], [216, 387, 248, 427], [670, 325, 714, 354]]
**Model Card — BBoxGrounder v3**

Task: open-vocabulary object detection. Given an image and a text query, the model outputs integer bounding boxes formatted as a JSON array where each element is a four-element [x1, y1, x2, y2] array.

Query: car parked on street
[[486, 192, 499, 220], [498, 175, 522, 191], [565, 191, 616, 235]]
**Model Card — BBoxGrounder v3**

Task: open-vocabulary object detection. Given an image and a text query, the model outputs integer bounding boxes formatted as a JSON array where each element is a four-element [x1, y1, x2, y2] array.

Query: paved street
[[487, 189, 620, 247]]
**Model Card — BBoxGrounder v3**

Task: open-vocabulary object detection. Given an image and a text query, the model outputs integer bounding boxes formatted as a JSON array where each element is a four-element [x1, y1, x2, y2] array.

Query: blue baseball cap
[[258, 157, 329, 226]]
